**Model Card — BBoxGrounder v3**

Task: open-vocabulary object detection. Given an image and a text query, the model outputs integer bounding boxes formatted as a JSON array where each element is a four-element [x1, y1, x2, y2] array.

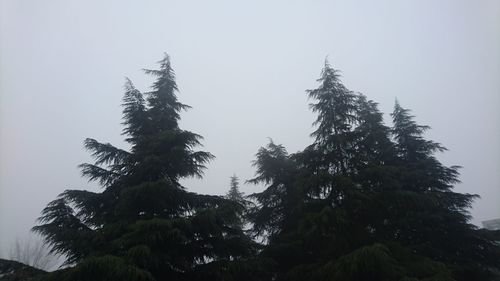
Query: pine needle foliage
[[248, 60, 500, 280], [226, 175, 245, 202], [31, 56, 500, 280], [33, 54, 256, 281]]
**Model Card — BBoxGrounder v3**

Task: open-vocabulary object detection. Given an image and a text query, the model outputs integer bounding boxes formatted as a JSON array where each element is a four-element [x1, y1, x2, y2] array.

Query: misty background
[[0, 0, 499, 259]]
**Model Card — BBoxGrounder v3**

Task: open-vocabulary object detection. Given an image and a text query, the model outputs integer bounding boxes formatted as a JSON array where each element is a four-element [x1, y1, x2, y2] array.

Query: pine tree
[[248, 62, 500, 280], [33, 54, 257, 281], [387, 101, 500, 280], [307, 59, 358, 175], [31, 56, 500, 280], [226, 175, 244, 202], [247, 141, 301, 240]]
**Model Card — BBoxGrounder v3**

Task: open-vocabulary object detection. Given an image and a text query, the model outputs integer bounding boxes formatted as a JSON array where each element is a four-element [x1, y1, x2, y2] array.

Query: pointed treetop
[[142, 53, 191, 132], [121, 77, 147, 142], [391, 100, 445, 160], [307, 59, 357, 142], [226, 174, 244, 202]]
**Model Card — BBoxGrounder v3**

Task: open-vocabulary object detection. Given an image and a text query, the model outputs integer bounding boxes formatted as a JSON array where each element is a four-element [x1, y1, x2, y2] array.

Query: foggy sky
[[1, 0, 499, 258]]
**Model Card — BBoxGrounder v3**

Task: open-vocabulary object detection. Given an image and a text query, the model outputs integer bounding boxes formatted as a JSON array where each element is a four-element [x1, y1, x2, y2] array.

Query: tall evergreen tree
[[248, 62, 500, 280], [33, 54, 257, 281], [247, 141, 301, 240], [31, 55, 500, 280], [307, 59, 358, 175], [226, 175, 244, 202], [388, 101, 500, 280]]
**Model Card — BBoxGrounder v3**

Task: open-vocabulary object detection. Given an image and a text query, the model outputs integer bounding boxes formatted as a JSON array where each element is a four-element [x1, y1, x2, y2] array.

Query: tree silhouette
[[33, 54, 257, 281], [248, 61, 500, 281], [31, 56, 500, 281], [226, 175, 244, 202]]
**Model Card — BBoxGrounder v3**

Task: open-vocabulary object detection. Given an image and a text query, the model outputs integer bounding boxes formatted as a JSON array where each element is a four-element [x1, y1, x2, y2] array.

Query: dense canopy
[[33, 54, 258, 281], [34, 55, 500, 281]]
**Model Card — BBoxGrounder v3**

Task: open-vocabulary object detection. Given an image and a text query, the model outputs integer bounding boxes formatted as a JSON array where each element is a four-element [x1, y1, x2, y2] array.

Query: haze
[[1, 0, 499, 258]]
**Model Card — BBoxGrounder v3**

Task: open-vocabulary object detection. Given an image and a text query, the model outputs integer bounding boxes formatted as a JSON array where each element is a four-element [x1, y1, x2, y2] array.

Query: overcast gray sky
[[1, 0, 499, 257]]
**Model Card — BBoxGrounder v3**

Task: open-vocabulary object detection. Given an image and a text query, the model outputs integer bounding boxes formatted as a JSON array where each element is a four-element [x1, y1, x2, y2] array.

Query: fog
[[1, 0, 499, 257]]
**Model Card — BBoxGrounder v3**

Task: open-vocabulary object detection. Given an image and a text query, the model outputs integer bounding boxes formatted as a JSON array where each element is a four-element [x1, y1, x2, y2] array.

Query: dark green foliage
[[32, 55, 500, 280], [0, 259, 46, 281], [247, 141, 301, 239], [307, 60, 358, 174], [248, 60, 500, 280], [33, 54, 256, 280], [38, 256, 154, 281], [226, 175, 244, 202]]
